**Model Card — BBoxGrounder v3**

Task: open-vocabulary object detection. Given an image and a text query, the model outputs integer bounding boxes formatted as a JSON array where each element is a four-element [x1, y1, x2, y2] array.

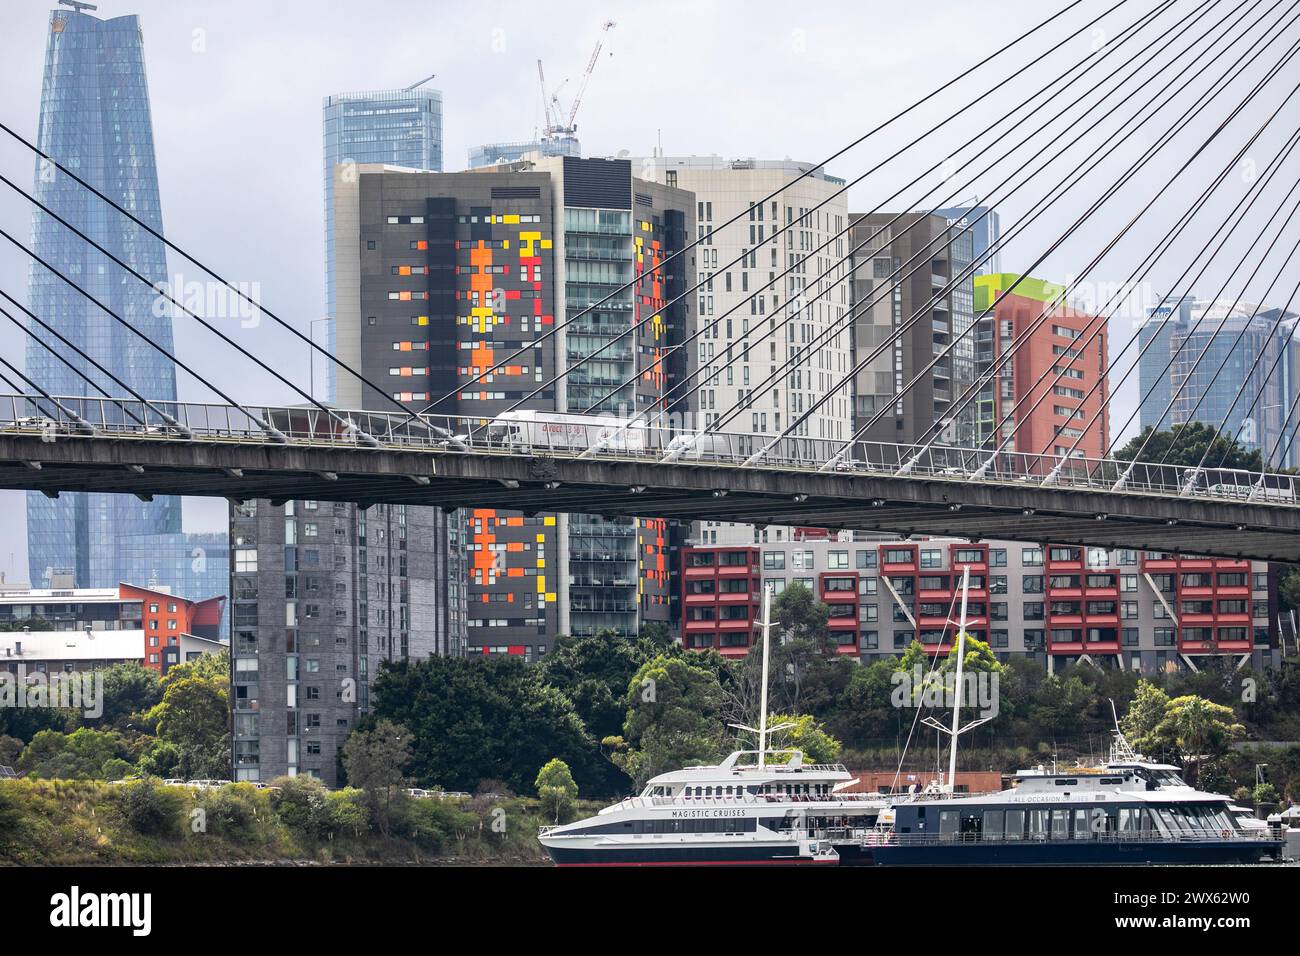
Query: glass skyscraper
[[1139, 298, 1300, 467], [322, 87, 443, 401], [26, 8, 182, 589]]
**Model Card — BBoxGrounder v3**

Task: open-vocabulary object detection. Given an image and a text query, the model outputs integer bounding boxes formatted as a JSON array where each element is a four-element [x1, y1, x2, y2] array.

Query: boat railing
[[608, 792, 887, 811], [868, 827, 1279, 846]]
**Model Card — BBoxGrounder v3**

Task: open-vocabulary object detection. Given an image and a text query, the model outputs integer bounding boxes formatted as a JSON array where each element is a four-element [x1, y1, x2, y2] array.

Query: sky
[[0, 0, 1297, 584]]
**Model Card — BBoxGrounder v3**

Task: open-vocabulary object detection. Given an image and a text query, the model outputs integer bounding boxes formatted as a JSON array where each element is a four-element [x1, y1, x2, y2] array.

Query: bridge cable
[[1154, 204, 1300, 471], [391, 0, 1106, 422], [0, 233, 294, 441], [1046, 60, 1300, 475], [971, 57, 1300, 480], [822, 4, 1300, 472], [490, 0, 1158, 425], [580, 0, 1216, 455], [0, 349, 97, 430], [566, 0, 1186, 427], [795, 4, 1300, 473], [0, 291, 181, 432], [694, 0, 1251, 451]]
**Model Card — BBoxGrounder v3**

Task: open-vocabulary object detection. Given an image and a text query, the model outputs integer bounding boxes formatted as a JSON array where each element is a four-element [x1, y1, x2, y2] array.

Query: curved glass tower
[[26, 8, 180, 587]]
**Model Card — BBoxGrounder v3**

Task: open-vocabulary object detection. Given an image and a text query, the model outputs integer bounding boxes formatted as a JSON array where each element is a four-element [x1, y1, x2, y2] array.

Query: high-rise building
[[1137, 298, 1300, 466], [468, 137, 581, 169], [229, 499, 466, 785], [630, 156, 854, 443], [25, 7, 182, 591], [972, 273, 1109, 458], [934, 203, 1002, 276], [848, 213, 977, 446], [323, 86, 443, 400], [331, 156, 694, 651]]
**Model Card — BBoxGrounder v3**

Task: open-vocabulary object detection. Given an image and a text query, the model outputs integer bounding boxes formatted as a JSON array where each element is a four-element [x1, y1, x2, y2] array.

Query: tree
[[766, 713, 842, 764], [1150, 695, 1244, 784], [372, 656, 602, 796], [341, 720, 412, 836], [95, 663, 162, 730], [608, 654, 727, 789], [146, 666, 230, 780], [1121, 679, 1171, 754], [535, 757, 579, 823], [1113, 423, 1262, 470], [16, 727, 133, 779]]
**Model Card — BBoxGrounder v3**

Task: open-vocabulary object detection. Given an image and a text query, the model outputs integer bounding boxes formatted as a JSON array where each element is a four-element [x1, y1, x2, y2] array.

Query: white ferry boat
[[538, 586, 890, 866]]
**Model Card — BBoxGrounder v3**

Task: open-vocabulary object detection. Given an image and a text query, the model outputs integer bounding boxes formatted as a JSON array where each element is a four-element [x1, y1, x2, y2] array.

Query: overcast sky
[[0, 0, 1297, 584]]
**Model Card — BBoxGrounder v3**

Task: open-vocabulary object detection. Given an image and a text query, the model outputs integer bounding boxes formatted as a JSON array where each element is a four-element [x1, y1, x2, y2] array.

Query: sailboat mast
[[947, 564, 971, 791], [758, 583, 773, 769]]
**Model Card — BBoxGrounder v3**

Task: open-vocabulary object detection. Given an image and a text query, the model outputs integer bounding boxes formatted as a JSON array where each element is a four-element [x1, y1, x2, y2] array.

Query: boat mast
[[947, 564, 971, 791], [758, 583, 772, 769]]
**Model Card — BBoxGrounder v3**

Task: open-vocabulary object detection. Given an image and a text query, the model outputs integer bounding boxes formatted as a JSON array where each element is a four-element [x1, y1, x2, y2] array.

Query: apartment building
[[682, 536, 1277, 674], [228, 499, 466, 785], [331, 155, 694, 648]]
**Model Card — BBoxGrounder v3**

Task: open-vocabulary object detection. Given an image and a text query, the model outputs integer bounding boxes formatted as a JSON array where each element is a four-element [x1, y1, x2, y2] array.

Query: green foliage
[[136, 739, 182, 779], [0, 734, 20, 767], [94, 663, 163, 730], [116, 778, 185, 837], [371, 655, 600, 797], [611, 654, 727, 788], [766, 713, 842, 764], [199, 783, 266, 842], [1253, 782, 1280, 807], [325, 788, 371, 838], [269, 775, 331, 839], [17, 727, 133, 780], [1121, 680, 1171, 752], [535, 757, 579, 823], [145, 661, 230, 780], [341, 719, 411, 836], [1113, 423, 1262, 470]]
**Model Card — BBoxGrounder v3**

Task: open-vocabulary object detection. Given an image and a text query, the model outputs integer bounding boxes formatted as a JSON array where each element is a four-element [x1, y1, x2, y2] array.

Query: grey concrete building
[[849, 213, 977, 447], [230, 499, 466, 785]]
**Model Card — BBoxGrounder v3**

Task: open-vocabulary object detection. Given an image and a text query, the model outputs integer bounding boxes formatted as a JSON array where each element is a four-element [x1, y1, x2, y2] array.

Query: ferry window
[[1155, 808, 1179, 833], [1004, 809, 1025, 840], [1053, 778, 1078, 787], [939, 810, 959, 834], [1028, 809, 1049, 838], [982, 810, 1004, 838], [1118, 808, 1139, 832], [1051, 809, 1070, 839], [1073, 808, 1091, 839]]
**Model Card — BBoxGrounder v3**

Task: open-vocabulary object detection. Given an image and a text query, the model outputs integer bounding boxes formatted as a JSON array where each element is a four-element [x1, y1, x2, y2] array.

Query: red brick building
[[974, 274, 1108, 459]]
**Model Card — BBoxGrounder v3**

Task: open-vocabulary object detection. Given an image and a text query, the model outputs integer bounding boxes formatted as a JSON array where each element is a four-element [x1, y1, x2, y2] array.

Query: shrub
[[117, 778, 185, 837], [326, 788, 370, 839], [200, 784, 264, 842], [270, 776, 330, 839]]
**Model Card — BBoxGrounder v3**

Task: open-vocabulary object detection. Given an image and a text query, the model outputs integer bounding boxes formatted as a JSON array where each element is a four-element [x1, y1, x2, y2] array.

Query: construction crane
[[406, 73, 437, 91], [537, 20, 616, 142]]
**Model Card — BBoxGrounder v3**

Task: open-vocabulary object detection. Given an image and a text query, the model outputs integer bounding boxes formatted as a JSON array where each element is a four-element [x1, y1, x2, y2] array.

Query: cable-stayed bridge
[[1, 397, 1299, 562], [3, 1, 1300, 563]]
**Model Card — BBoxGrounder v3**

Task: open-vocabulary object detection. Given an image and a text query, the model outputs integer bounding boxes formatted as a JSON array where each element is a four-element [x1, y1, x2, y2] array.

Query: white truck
[[486, 410, 648, 454]]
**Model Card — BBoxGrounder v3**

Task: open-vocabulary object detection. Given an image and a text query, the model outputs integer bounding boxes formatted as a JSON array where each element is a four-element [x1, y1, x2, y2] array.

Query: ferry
[[869, 744, 1284, 866], [538, 585, 890, 866]]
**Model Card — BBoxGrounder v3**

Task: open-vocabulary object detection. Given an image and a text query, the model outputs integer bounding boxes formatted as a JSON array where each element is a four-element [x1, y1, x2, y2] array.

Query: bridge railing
[[0, 395, 1295, 508]]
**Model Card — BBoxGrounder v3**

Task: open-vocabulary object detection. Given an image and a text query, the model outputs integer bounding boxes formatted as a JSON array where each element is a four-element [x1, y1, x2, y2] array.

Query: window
[[827, 551, 849, 570], [1022, 575, 1044, 594], [763, 551, 785, 570], [856, 550, 877, 569], [1022, 548, 1043, 567]]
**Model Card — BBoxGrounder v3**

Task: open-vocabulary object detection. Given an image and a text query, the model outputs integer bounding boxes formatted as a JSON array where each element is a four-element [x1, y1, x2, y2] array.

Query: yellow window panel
[[535, 532, 545, 543], [504, 214, 520, 224], [545, 592, 557, 602], [543, 516, 556, 526]]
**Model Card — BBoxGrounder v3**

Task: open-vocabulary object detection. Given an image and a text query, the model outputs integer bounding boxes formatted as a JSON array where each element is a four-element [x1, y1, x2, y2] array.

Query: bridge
[[2, 396, 1299, 563], [3, 1, 1300, 569]]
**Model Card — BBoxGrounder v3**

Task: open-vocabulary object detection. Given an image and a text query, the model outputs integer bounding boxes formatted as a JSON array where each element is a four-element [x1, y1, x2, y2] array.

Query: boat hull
[[871, 839, 1281, 866], [543, 842, 839, 866]]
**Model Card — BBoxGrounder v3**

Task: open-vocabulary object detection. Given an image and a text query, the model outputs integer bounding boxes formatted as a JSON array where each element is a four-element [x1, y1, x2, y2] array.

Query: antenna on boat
[[1108, 698, 1139, 763], [729, 583, 793, 768], [921, 565, 992, 793]]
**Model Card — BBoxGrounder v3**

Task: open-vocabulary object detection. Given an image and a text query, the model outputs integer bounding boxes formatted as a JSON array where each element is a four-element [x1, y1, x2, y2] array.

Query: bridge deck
[[2, 424, 1298, 563]]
